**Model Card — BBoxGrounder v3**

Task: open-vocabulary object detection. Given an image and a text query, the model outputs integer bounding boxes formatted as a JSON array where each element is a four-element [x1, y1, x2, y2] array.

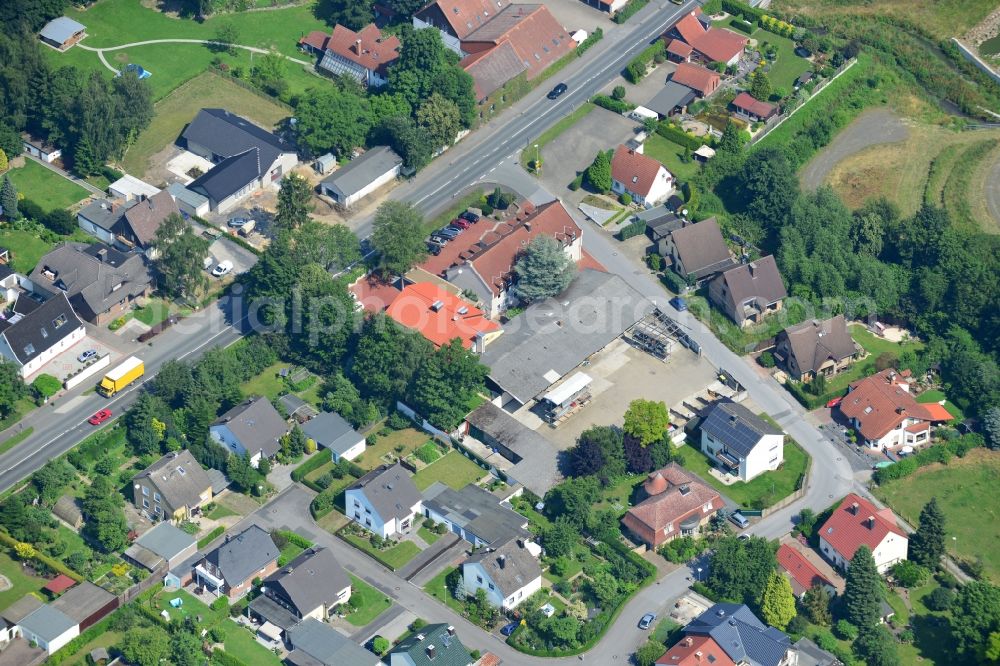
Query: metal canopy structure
[[627, 309, 683, 360]]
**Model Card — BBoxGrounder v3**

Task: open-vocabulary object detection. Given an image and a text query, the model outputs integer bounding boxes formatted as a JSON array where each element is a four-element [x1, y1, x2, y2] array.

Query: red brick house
[[670, 62, 721, 97], [621, 464, 723, 549]]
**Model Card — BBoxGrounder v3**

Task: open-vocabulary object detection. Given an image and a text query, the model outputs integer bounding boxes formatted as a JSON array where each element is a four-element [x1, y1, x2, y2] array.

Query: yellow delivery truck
[[98, 356, 144, 397]]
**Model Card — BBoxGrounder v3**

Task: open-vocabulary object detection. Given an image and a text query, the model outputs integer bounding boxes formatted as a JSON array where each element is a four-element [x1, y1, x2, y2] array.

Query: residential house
[[413, 0, 513, 55], [124, 521, 198, 572], [210, 396, 288, 467], [166, 182, 211, 218], [195, 525, 280, 599], [659, 217, 734, 282], [1, 595, 43, 626], [621, 464, 724, 549], [287, 618, 381, 666], [77, 199, 126, 244], [300, 411, 366, 462], [657, 635, 736, 666], [700, 399, 784, 482], [776, 544, 836, 598], [577, 0, 629, 16], [181, 109, 298, 214], [386, 282, 502, 352], [481, 269, 651, 408], [132, 450, 214, 521], [0, 291, 85, 379], [344, 463, 423, 538], [250, 548, 351, 632], [0, 617, 17, 648], [38, 17, 86, 50], [111, 190, 179, 255], [463, 402, 562, 496], [665, 12, 747, 67], [17, 605, 78, 654], [29, 242, 153, 325], [644, 81, 697, 119], [319, 146, 402, 208], [792, 637, 841, 666], [610, 145, 675, 208], [108, 175, 160, 202], [707, 255, 787, 327], [423, 482, 529, 548], [388, 623, 474, 666], [731, 92, 778, 122], [639, 206, 686, 243], [773, 315, 859, 382], [462, 537, 542, 609], [665, 38, 695, 63], [461, 42, 527, 102], [818, 493, 908, 573], [299, 23, 400, 88], [670, 62, 721, 97], [440, 200, 582, 318], [685, 603, 793, 666], [838, 369, 943, 449], [21, 133, 61, 162], [50, 582, 116, 632]]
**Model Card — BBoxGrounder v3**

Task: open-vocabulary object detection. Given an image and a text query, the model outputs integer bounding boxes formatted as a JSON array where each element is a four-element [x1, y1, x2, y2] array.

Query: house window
[[703, 502, 713, 512], [354, 513, 361, 519], [365, 519, 371, 527], [665, 523, 672, 533], [142, 498, 149, 508], [477, 576, 483, 584], [154, 505, 161, 515], [154, 493, 161, 503], [353, 500, 360, 508], [142, 486, 149, 496], [53, 314, 67, 328], [769, 457, 779, 464], [488, 583, 494, 590]]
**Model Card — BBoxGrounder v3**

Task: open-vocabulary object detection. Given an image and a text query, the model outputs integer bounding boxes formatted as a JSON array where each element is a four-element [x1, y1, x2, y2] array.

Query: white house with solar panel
[[699, 399, 784, 482]]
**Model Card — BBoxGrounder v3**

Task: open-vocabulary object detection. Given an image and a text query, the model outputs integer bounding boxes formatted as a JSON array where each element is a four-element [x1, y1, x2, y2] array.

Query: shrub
[[576, 27, 603, 56], [415, 443, 441, 464], [209, 626, 227, 643], [924, 586, 955, 611], [814, 629, 838, 652], [569, 173, 584, 191], [108, 317, 127, 331], [892, 560, 928, 587], [410, 618, 427, 631], [759, 351, 776, 368], [619, 192, 632, 205], [612, 85, 626, 100], [655, 123, 705, 151], [617, 219, 646, 241], [613, 0, 650, 24], [593, 95, 635, 114], [834, 619, 858, 640], [646, 253, 663, 271], [660, 270, 686, 294], [210, 596, 229, 613], [291, 448, 331, 482]]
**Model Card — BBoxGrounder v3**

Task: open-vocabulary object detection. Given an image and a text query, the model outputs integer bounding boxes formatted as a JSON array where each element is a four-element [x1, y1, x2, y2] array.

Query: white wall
[[463, 561, 541, 610], [23, 625, 79, 655], [341, 164, 401, 208], [743, 432, 784, 481], [820, 533, 908, 574], [77, 215, 115, 244], [333, 438, 366, 463], [345, 487, 391, 538], [209, 424, 263, 467], [4, 324, 86, 380]]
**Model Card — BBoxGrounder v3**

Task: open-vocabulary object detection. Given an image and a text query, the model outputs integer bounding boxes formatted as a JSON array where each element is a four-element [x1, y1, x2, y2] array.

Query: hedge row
[[722, 0, 765, 23], [291, 449, 331, 483], [0, 531, 83, 582], [655, 122, 706, 151], [872, 433, 984, 484], [612, 0, 649, 24], [197, 526, 225, 549], [624, 40, 665, 83], [593, 95, 635, 114], [274, 529, 314, 549], [213, 648, 250, 666], [660, 270, 686, 294], [730, 18, 755, 34], [576, 27, 603, 57], [617, 219, 646, 241]]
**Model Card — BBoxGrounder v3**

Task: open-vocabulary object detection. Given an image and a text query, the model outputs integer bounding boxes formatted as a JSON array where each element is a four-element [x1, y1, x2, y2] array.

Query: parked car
[[77, 349, 98, 363], [212, 260, 234, 277], [227, 217, 252, 228], [669, 296, 687, 311], [459, 211, 480, 223], [88, 409, 113, 426], [437, 228, 460, 239], [738, 534, 751, 542], [451, 218, 471, 229], [547, 83, 568, 99], [638, 613, 656, 630], [427, 241, 443, 256], [826, 396, 844, 408], [729, 511, 750, 529], [500, 622, 519, 637]]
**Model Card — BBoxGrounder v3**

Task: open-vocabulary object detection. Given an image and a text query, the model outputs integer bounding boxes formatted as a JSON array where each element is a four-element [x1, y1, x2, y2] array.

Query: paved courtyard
[[533, 339, 720, 448]]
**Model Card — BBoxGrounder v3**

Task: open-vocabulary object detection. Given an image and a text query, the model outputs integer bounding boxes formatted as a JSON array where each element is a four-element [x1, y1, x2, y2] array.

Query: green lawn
[[278, 541, 305, 566], [358, 427, 430, 470], [753, 30, 812, 94], [418, 526, 441, 545], [206, 503, 238, 520], [63, 630, 123, 666], [424, 567, 466, 614], [849, 325, 925, 357], [675, 439, 810, 510], [0, 549, 48, 609], [340, 532, 421, 571], [874, 448, 1000, 582], [240, 362, 292, 401], [521, 103, 596, 172], [133, 299, 172, 326], [6, 160, 89, 213], [343, 574, 393, 627], [224, 625, 282, 665], [412, 451, 486, 491], [0, 426, 33, 457], [641, 133, 701, 182]]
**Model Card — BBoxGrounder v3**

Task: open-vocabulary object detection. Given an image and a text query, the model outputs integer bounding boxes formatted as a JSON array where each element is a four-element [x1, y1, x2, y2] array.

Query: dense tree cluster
[[513, 235, 576, 303]]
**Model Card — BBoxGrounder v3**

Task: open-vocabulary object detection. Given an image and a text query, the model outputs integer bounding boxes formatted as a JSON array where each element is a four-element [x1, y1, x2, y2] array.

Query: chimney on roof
[[524, 221, 532, 231], [353, 38, 362, 54], [430, 300, 444, 312], [679, 484, 690, 496], [748, 261, 757, 276], [716, 609, 725, 617], [867, 515, 876, 529], [97, 248, 108, 262], [695, 651, 703, 662], [447, 626, 455, 636], [498, 553, 506, 568], [426, 644, 436, 660], [850, 502, 859, 515]]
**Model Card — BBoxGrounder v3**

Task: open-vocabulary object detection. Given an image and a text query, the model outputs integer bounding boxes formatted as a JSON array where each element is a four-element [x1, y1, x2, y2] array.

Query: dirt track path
[[984, 151, 1000, 231], [800, 107, 910, 190], [78, 39, 312, 74]]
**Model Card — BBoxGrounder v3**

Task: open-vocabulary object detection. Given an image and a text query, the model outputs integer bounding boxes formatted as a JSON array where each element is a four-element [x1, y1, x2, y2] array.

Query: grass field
[[0, 549, 48, 609], [520, 103, 596, 172], [343, 574, 392, 627], [122, 71, 291, 177], [6, 160, 89, 212], [424, 566, 466, 614], [774, 0, 996, 36], [753, 30, 812, 93], [826, 120, 1000, 231], [359, 427, 429, 471], [412, 451, 486, 491], [418, 525, 441, 545], [641, 134, 701, 182], [0, 229, 54, 272], [915, 389, 964, 421], [874, 448, 1000, 582], [340, 532, 421, 571], [0, 427, 34, 457]]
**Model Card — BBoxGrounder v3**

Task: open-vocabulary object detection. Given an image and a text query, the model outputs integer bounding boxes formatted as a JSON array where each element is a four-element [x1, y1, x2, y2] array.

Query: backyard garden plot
[[411, 449, 487, 491], [6, 159, 89, 212]]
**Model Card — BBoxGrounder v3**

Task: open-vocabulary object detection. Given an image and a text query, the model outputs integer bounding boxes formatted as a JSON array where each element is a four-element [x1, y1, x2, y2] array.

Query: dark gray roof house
[[319, 146, 402, 206], [260, 548, 350, 618], [300, 411, 365, 461], [50, 582, 116, 631], [637, 206, 685, 241], [686, 603, 792, 666], [132, 450, 213, 519], [481, 269, 652, 407], [182, 108, 288, 169], [645, 81, 697, 117], [423, 482, 529, 548], [202, 525, 279, 589], [77, 199, 125, 235], [774, 315, 858, 381], [346, 462, 423, 525], [125, 521, 198, 571], [463, 537, 541, 599], [388, 623, 473, 666], [114, 190, 179, 249], [1, 595, 43, 624], [187, 148, 263, 208], [660, 217, 735, 280], [464, 402, 561, 496], [211, 396, 288, 463], [30, 242, 152, 323], [287, 618, 379, 666], [0, 291, 83, 373], [708, 255, 787, 326], [793, 637, 840, 666], [700, 400, 782, 459]]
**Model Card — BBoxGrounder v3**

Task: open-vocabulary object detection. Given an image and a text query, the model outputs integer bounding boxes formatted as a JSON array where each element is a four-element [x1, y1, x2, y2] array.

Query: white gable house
[[699, 400, 784, 482], [344, 463, 423, 539], [462, 539, 541, 610]]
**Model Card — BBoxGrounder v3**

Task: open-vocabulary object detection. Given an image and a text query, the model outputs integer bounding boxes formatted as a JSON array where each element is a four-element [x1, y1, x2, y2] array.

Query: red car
[[450, 218, 471, 229], [88, 409, 113, 426], [826, 396, 843, 409]]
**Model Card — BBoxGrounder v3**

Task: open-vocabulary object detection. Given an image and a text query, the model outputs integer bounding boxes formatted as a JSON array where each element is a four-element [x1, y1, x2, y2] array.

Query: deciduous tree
[[350, 315, 433, 405], [408, 339, 487, 430], [152, 214, 210, 300], [544, 517, 577, 558], [512, 235, 575, 303], [316, 0, 374, 31], [0, 361, 28, 420], [118, 627, 170, 666], [415, 92, 460, 150], [950, 581, 1000, 657], [296, 88, 372, 156], [371, 200, 427, 276], [623, 399, 670, 446]]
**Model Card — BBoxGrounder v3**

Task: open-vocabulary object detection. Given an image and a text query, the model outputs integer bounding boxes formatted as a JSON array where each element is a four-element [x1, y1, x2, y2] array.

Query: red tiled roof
[[577, 249, 606, 273], [673, 12, 706, 44], [621, 464, 723, 548], [386, 282, 500, 349], [349, 275, 401, 313], [324, 23, 400, 75], [839, 369, 933, 441], [461, 5, 574, 81], [819, 493, 907, 563], [611, 144, 668, 197], [691, 27, 747, 63], [299, 30, 329, 52], [732, 92, 777, 118], [418, 0, 514, 40], [777, 544, 832, 596], [44, 574, 77, 595], [671, 62, 720, 95], [666, 39, 694, 58], [920, 402, 954, 422], [657, 635, 736, 666]]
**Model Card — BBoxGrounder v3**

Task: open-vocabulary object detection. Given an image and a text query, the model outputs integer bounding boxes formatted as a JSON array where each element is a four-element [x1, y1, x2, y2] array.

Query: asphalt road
[[0, 297, 246, 491]]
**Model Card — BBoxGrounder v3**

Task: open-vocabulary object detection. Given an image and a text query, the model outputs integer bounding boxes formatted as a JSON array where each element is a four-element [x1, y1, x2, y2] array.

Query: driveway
[[800, 107, 909, 190], [207, 237, 258, 277], [29, 334, 119, 387], [602, 61, 678, 109], [542, 0, 619, 32], [538, 106, 639, 197]]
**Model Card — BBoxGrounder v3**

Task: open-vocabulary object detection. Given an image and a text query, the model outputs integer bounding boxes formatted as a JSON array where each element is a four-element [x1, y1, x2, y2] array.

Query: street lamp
[[696, 567, 702, 582], [534, 144, 540, 174]]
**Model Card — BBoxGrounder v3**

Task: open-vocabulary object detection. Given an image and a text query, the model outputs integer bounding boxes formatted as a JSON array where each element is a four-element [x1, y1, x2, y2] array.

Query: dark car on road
[[669, 296, 687, 311], [501, 622, 519, 636], [547, 83, 568, 99], [459, 211, 480, 223]]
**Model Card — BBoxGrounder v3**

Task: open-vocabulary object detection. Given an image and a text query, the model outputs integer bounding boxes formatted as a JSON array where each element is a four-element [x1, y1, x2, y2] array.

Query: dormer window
[[40, 328, 48, 339], [111, 282, 122, 292], [53, 314, 67, 328], [24, 343, 35, 356]]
